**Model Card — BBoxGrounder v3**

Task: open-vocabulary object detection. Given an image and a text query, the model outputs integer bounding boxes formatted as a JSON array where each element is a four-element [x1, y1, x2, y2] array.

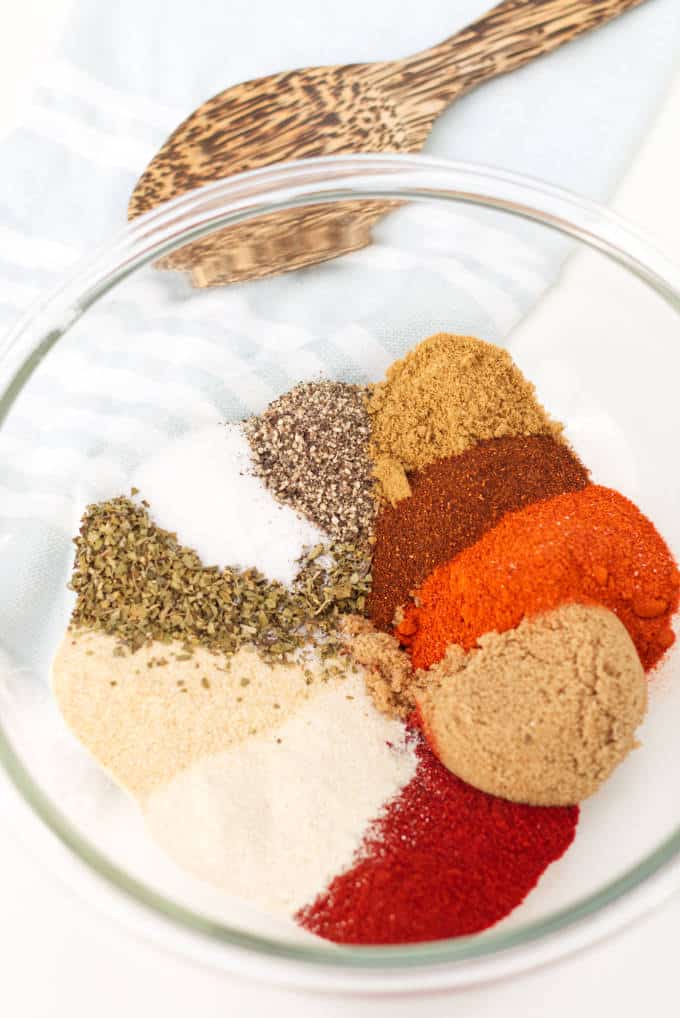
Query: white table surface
[[2, 4, 680, 1015]]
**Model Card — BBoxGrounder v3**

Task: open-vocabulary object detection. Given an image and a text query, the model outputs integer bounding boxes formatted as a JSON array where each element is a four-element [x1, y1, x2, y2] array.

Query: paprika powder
[[398, 485, 679, 672], [368, 435, 589, 630], [297, 721, 578, 944]]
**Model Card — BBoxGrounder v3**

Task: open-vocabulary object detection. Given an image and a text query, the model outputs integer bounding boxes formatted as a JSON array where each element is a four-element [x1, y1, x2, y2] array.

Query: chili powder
[[368, 436, 589, 631], [398, 485, 679, 672], [297, 722, 578, 945]]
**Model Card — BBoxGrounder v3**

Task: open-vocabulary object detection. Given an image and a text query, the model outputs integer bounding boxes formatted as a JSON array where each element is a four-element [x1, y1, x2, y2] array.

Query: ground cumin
[[368, 333, 562, 504]]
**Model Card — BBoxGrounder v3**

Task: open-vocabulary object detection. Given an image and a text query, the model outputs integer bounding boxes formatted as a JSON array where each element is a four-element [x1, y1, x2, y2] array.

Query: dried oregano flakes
[[69, 496, 371, 662]]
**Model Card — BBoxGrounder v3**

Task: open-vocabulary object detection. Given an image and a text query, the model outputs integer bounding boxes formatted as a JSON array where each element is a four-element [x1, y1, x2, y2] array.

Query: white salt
[[143, 673, 418, 915], [132, 424, 324, 586]]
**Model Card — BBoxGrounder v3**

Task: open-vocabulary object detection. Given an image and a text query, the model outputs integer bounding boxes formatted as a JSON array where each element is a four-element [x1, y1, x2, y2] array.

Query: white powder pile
[[144, 673, 418, 915], [132, 424, 324, 586]]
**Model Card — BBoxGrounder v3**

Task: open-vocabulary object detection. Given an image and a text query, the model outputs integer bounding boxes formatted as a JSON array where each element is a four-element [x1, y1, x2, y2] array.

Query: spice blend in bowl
[[51, 331, 679, 946], [367, 435, 589, 631]]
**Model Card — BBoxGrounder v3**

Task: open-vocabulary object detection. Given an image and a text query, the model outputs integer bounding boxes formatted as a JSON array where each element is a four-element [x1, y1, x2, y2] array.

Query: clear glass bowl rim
[[1, 153, 680, 986]]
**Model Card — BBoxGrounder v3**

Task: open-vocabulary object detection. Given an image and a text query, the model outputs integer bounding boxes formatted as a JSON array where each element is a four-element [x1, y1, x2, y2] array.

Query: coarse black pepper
[[244, 381, 377, 548]]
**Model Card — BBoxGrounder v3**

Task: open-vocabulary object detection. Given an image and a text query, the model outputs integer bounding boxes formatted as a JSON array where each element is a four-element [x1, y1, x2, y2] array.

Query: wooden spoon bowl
[[129, 0, 645, 286]]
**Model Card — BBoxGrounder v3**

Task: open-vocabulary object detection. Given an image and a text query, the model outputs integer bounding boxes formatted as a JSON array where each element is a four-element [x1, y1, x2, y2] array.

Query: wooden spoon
[[129, 0, 645, 286]]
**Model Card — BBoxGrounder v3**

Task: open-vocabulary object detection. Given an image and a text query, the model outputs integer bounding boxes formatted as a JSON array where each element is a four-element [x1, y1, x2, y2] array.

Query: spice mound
[[342, 614, 427, 719], [245, 381, 376, 547], [368, 332, 562, 504], [50, 326, 680, 949], [70, 495, 370, 662], [133, 424, 324, 586], [144, 674, 418, 915], [51, 630, 330, 797], [368, 435, 589, 630], [417, 604, 647, 807], [398, 485, 680, 672], [297, 722, 578, 945]]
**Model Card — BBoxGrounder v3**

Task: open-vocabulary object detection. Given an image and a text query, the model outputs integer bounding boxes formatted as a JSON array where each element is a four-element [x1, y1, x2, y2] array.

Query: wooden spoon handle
[[389, 0, 647, 107]]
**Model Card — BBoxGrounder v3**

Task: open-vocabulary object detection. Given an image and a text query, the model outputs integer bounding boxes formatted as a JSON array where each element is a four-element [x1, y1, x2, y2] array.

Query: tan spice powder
[[52, 629, 341, 798], [418, 604, 647, 807], [368, 333, 562, 504], [341, 615, 425, 719], [344, 606, 647, 806]]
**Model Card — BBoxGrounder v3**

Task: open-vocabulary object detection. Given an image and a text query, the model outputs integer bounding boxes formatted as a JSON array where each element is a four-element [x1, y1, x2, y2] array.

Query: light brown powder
[[418, 604, 647, 806], [341, 615, 425, 718], [371, 457, 412, 508], [368, 333, 562, 503], [51, 628, 343, 799], [345, 605, 647, 806]]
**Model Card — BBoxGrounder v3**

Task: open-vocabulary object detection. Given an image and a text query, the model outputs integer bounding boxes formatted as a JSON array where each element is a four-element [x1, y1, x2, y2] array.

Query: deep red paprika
[[297, 722, 578, 945]]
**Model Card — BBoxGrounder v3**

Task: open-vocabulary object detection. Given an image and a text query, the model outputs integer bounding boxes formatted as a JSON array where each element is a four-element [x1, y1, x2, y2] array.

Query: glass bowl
[[1, 154, 680, 994]]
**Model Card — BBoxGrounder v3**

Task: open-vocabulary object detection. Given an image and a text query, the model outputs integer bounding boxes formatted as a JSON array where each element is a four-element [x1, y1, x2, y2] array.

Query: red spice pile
[[298, 721, 578, 945], [301, 472, 678, 946], [296, 338, 679, 947], [368, 435, 589, 630], [397, 485, 680, 672]]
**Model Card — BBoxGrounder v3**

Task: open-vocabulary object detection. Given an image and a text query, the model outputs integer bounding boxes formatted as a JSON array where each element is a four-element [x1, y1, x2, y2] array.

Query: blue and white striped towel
[[0, 0, 679, 668]]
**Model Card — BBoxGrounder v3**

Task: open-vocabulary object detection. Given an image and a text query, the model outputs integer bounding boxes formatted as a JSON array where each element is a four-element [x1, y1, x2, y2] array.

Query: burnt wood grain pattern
[[129, 0, 646, 285]]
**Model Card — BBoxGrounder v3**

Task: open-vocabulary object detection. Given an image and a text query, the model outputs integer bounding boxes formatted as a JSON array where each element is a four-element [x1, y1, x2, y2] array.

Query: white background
[[1, 2, 680, 1015]]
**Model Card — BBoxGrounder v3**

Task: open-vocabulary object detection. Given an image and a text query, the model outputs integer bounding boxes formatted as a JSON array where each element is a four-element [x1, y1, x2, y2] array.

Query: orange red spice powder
[[397, 485, 679, 672]]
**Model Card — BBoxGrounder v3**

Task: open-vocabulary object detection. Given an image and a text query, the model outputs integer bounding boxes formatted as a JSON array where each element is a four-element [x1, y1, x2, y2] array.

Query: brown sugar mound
[[368, 332, 562, 504], [367, 435, 589, 631], [417, 604, 647, 807]]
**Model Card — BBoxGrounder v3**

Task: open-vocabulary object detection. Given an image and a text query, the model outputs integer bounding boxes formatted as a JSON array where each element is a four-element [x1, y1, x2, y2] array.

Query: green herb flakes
[[69, 496, 371, 666]]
